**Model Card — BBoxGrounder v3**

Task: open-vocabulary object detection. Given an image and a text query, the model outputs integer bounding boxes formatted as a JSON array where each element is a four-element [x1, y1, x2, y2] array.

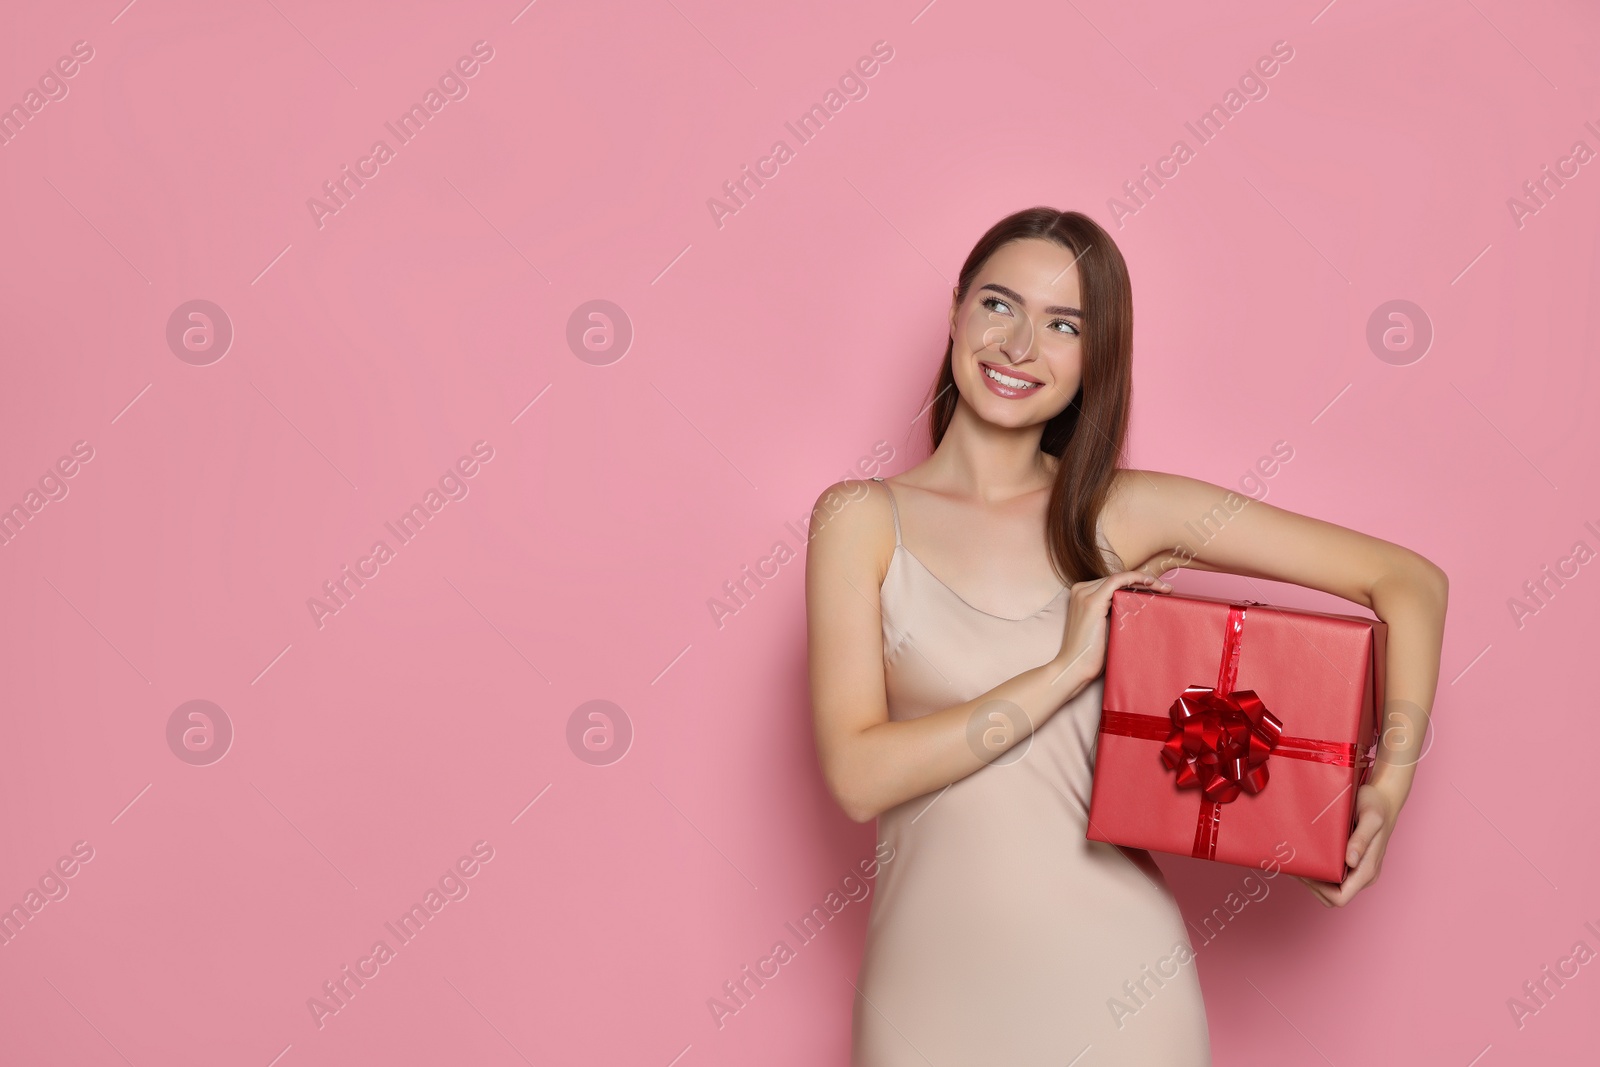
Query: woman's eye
[[981, 297, 1077, 335]]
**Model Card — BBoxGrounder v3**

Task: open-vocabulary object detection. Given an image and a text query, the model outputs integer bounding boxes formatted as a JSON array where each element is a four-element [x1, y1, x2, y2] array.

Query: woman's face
[[947, 237, 1085, 429]]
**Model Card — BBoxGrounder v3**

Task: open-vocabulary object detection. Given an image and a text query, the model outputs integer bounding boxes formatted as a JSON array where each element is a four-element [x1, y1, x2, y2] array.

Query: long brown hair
[[925, 207, 1133, 585]]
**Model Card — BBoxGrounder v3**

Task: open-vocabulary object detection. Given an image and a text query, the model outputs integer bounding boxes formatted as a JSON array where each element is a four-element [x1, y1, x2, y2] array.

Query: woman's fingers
[[1104, 569, 1173, 596], [1296, 875, 1335, 906], [1069, 570, 1173, 620]]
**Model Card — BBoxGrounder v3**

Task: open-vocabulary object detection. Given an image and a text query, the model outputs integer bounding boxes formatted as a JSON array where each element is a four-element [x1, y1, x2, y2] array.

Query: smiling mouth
[[981, 363, 1043, 390]]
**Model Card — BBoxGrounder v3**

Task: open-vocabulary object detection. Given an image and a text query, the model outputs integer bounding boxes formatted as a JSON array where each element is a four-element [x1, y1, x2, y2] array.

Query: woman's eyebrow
[[978, 282, 1082, 317]]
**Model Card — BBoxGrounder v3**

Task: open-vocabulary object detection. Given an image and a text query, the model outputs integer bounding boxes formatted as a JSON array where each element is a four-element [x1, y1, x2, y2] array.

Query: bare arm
[[806, 479, 1167, 824], [1103, 470, 1449, 902]]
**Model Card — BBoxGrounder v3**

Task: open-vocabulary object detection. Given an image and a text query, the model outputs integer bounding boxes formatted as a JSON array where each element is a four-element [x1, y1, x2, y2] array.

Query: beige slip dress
[[852, 476, 1212, 1066]]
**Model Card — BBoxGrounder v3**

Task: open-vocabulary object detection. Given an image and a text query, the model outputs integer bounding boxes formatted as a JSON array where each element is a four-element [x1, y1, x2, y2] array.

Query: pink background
[[2, 1, 1597, 1064]]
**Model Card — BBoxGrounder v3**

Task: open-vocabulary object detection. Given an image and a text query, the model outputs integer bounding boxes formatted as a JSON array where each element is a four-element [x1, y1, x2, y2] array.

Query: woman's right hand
[[1053, 570, 1172, 682]]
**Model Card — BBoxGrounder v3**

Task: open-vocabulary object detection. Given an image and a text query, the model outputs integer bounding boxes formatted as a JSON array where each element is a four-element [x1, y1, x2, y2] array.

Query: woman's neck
[[923, 399, 1057, 503]]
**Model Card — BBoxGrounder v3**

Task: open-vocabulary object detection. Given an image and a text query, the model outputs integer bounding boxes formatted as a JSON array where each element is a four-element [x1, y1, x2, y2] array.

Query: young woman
[[805, 207, 1448, 1065]]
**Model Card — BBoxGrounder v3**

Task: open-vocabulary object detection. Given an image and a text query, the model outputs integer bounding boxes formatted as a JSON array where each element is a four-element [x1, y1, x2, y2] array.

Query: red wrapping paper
[[1085, 588, 1387, 883]]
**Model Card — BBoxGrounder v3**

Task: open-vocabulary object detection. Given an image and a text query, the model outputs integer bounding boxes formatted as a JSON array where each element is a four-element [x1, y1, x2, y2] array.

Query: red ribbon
[[1098, 603, 1371, 861]]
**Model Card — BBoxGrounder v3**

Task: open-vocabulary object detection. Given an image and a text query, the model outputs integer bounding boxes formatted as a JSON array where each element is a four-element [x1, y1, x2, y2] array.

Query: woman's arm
[[806, 479, 1166, 824], [1103, 469, 1449, 904]]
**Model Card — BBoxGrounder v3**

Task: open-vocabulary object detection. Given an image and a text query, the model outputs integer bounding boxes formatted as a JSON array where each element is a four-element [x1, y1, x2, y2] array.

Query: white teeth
[[984, 365, 1040, 389]]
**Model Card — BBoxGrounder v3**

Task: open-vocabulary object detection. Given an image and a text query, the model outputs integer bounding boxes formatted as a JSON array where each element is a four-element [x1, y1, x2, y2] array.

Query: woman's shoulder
[[806, 476, 898, 567], [1103, 466, 1231, 514], [808, 453, 939, 531], [1099, 466, 1240, 570], [1104, 466, 1211, 508], [1097, 467, 1181, 569], [808, 473, 891, 513]]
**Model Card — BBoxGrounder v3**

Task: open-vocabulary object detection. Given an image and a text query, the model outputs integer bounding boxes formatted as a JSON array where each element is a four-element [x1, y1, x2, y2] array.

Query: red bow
[[1160, 685, 1283, 803]]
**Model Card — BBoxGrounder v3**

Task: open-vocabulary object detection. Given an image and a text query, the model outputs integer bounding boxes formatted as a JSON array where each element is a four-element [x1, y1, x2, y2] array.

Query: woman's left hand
[[1294, 782, 1402, 907]]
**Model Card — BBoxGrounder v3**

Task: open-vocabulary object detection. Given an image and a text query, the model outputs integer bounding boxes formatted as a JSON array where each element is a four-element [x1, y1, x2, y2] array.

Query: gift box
[[1085, 588, 1387, 883]]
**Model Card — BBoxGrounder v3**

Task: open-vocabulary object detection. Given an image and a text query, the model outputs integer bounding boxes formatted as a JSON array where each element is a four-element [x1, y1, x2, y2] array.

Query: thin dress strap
[[871, 476, 902, 546]]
